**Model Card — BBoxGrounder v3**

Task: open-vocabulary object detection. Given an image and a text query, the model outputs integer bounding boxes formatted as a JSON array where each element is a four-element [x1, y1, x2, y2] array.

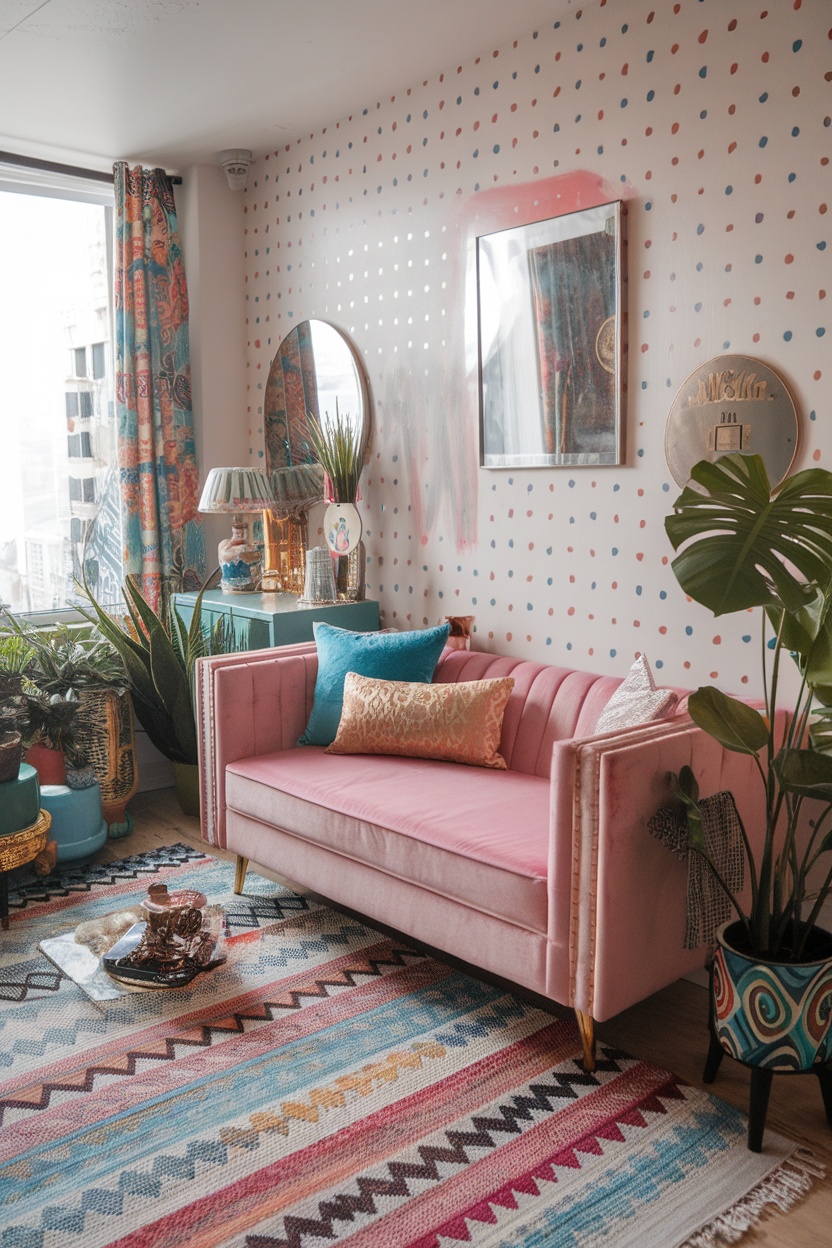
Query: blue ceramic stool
[[39, 782, 107, 865]]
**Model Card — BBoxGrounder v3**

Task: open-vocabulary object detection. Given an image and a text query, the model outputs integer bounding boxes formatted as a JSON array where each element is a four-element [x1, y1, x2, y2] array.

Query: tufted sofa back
[[433, 649, 628, 778]]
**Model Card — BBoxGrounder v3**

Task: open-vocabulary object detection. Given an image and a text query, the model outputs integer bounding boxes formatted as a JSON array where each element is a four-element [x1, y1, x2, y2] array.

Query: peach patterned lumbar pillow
[[326, 673, 515, 769]]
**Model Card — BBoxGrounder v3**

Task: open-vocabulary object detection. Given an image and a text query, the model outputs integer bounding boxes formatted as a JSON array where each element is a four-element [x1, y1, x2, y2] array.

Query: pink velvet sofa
[[196, 642, 761, 1067]]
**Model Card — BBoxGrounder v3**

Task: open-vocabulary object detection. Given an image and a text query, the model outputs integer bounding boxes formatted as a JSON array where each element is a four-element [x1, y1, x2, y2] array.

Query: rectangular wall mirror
[[478, 200, 625, 468]]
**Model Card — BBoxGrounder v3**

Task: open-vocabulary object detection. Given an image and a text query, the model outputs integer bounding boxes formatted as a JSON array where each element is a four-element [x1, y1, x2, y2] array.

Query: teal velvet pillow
[[299, 621, 450, 746]]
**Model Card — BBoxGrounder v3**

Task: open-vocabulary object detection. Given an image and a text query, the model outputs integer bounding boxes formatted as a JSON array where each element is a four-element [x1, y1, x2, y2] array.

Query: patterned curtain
[[114, 163, 205, 614]]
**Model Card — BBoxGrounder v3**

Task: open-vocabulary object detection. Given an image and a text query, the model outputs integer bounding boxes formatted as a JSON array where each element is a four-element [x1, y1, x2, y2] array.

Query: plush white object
[[595, 654, 678, 733]]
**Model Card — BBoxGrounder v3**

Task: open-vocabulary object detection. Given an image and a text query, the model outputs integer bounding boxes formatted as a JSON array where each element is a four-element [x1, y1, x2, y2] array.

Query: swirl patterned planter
[[712, 920, 832, 1072]]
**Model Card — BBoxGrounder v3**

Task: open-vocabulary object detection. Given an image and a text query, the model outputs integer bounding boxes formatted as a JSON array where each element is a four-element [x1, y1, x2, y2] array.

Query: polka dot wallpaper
[[244, 0, 829, 697]]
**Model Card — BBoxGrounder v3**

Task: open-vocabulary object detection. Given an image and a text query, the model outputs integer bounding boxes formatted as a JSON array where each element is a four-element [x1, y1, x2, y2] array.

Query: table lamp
[[197, 467, 275, 593]]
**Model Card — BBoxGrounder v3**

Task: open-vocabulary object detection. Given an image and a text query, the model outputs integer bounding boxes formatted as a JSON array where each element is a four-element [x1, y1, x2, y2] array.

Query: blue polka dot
[[610, 649, 617, 658], [699, 66, 707, 79], [685, 626, 693, 635], [759, 136, 768, 148], [636, 586, 643, 596], [818, 328, 826, 337], [659, 591, 667, 600], [784, 330, 793, 341]]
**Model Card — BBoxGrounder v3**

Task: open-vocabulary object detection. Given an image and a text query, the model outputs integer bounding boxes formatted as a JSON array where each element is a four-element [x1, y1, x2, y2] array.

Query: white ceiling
[[0, 0, 578, 173]]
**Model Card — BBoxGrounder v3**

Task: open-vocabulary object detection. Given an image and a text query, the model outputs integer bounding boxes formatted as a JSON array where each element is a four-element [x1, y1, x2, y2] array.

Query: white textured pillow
[[595, 654, 678, 733]]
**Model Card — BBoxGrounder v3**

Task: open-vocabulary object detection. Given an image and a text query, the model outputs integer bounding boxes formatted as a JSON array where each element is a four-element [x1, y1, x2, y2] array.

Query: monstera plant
[[665, 452, 832, 1088]]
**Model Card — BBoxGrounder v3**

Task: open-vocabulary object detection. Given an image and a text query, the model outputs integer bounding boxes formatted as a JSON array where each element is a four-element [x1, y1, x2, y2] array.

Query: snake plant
[[74, 578, 211, 766]]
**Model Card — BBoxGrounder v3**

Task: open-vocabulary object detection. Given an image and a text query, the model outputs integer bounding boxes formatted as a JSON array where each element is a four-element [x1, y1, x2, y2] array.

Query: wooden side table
[[0, 811, 54, 929], [171, 591, 380, 652]]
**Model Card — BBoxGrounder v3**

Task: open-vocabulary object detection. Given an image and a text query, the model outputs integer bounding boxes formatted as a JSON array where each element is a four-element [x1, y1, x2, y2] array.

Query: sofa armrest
[[549, 717, 766, 1021], [196, 642, 319, 847]]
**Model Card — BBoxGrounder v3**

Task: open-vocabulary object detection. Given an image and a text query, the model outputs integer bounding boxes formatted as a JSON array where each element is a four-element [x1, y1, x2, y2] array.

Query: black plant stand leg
[[703, 1031, 724, 1085], [748, 1067, 774, 1153], [817, 1066, 832, 1129]]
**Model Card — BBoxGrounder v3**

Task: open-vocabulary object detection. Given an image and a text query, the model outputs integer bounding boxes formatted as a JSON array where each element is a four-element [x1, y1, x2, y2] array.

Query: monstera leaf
[[774, 586, 832, 706], [687, 686, 769, 756], [665, 454, 832, 618]]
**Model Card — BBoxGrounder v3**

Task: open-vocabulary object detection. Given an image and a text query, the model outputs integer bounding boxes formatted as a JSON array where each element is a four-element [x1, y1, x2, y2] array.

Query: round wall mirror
[[264, 320, 369, 473]]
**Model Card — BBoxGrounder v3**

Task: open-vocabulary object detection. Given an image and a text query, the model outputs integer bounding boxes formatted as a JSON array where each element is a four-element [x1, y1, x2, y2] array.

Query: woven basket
[[74, 689, 138, 829], [0, 809, 51, 872]]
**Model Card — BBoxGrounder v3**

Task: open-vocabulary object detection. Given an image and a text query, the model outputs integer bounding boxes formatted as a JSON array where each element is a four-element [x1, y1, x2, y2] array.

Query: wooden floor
[[110, 788, 832, 1247]]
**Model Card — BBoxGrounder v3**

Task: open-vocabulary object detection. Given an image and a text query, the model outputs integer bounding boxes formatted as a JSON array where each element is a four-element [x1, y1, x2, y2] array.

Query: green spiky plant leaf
[[74, 574, 244, 767], [305, 402, 363, 503]]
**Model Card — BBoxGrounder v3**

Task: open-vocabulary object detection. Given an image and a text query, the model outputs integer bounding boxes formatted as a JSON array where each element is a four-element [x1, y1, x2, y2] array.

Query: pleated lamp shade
[[198, 467, 275, 514]]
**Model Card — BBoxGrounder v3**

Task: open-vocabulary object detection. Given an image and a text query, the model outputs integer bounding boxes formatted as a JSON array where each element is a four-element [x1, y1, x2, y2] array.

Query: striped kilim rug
[[0, 844, 820, 1248]]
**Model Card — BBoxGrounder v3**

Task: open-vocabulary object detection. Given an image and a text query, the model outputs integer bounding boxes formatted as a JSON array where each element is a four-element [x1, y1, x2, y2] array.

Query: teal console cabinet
[[171, 591, 380, 652]]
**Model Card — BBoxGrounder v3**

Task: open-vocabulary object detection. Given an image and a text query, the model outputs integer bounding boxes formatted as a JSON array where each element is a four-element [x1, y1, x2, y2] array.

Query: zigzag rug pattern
[[0, 846, 806, 1247]]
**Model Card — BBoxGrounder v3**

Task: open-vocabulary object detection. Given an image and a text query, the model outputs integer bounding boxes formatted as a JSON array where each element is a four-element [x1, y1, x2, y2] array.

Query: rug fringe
[[682, 1149, 825, 1247]]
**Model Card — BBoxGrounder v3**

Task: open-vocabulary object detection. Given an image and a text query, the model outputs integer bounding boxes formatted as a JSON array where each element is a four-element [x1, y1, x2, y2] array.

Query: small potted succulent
[[664, 452, 832, 1093], [0, 631, 34, 783]]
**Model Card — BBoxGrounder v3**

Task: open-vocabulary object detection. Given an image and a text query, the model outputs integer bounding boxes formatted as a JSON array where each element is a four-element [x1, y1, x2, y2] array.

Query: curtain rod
[[0, 150, 183, 185]]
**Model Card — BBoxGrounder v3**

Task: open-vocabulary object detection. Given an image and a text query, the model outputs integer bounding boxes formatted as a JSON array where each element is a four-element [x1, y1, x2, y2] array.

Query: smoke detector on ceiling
[[219, 149, 253, 190]]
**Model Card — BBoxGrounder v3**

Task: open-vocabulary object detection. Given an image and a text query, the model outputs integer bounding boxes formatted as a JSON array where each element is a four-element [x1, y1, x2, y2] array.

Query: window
[[0, 163, 122, 616]]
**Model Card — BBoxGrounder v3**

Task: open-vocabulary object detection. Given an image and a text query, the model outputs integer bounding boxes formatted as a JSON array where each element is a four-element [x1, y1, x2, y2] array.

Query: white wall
[[240, 0, 830, 700], [179, 162, 249, 569]]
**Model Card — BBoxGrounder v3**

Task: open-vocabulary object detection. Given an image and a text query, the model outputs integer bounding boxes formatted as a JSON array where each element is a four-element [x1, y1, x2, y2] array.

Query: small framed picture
[[478, 200, 626, 468]]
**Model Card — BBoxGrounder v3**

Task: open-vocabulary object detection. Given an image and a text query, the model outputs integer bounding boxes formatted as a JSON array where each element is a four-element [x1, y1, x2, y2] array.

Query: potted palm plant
[[665, 452, 832, 1090]]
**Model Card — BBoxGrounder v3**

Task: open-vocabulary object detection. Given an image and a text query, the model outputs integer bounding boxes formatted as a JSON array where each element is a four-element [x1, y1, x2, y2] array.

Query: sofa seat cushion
[[225, 748, 551, 935]]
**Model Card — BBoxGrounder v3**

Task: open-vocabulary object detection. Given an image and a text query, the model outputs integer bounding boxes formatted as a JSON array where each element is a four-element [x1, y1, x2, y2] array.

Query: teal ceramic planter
[[712, 920, 832, 1072]]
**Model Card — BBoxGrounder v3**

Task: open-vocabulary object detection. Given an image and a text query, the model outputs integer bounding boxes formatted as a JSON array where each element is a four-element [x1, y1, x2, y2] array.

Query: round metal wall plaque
[[665, 354, 799, 488]]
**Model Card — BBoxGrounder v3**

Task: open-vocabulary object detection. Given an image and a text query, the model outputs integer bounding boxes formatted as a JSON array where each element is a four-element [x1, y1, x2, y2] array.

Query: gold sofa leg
[[234, 855, 249, 895], [575, 1008, 596, 1072]]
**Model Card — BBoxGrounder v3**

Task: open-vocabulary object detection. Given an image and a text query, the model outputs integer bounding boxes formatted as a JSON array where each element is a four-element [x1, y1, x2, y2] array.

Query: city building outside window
[[0, 163, 123, 618]]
